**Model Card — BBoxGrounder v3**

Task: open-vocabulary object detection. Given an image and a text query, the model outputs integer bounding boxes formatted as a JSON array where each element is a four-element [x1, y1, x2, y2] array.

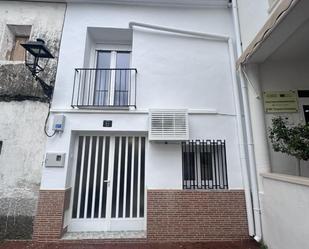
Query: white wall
[[260, 60, 309, 177], [237, 0, 270, 50], [43, 112, 243, 190], [262, 173, 309, 249], [43, 3, 244, 192], [244, 64, 271, 192], [132, 31, 234, 110], [0, 101, 48, 199], [52, 3, 235, 109]]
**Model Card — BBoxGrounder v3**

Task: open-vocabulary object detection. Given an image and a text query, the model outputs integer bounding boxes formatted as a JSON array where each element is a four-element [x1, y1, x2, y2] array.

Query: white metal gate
[[69, 135, 146, 232]]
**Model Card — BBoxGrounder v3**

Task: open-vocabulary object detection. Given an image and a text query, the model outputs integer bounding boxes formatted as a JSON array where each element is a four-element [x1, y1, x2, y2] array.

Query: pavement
[[0, 240, 260, 249]]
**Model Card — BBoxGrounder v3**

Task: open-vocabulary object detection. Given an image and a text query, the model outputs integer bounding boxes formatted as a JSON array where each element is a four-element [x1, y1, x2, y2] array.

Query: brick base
[[147, 190, 249, 242], [32, 189, 71, 242], [33, 189, 248, 242]]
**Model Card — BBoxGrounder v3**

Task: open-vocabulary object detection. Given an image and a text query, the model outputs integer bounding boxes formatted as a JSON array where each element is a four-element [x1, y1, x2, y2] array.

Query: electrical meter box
[[45, 153, 66, 168], [53, 114, 65, 132]]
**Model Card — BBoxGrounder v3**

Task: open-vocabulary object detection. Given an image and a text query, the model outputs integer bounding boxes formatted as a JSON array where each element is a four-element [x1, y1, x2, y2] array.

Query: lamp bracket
[[35, 76, 54, 99]]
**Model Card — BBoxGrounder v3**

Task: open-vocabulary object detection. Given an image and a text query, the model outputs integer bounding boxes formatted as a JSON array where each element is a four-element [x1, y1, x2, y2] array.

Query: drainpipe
[[129, 21, 256, 239], [227, 37, 255, 238], [231, 0, 262, 242], [129, 22, 230, 41]]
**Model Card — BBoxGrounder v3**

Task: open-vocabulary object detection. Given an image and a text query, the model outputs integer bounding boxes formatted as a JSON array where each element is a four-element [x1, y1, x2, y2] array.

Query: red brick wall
[[33, 188, 248, 242], [33, 189, 71, 242], [147, 190, 249, 242]]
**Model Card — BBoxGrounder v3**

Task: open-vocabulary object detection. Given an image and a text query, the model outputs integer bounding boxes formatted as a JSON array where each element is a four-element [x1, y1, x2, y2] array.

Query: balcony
[[71, 68, 137, 109]]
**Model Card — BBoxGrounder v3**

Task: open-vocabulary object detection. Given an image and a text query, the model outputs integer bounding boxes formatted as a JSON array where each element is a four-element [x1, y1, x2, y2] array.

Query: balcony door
[[94, 50, 131, 107]]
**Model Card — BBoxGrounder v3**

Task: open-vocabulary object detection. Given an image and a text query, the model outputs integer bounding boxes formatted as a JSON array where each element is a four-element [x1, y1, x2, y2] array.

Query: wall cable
[[44, 101, 56, 137], [240, 66, 261, 99]]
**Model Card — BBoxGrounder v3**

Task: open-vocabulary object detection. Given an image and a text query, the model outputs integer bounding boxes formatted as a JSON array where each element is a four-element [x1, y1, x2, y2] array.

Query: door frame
[[67, 132, 147, 232]]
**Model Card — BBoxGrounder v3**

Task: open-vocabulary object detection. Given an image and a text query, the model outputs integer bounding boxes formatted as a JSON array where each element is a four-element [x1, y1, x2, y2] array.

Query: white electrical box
[[45, 153, 66, 168], [53, 114, 65, 132]]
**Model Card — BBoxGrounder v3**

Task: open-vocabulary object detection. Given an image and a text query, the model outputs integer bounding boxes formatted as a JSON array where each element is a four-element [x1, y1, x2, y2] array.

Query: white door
[[69, 135, 146, 232]]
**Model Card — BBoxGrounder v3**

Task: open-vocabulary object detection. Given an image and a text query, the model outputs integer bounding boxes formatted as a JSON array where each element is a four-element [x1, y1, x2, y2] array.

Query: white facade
[[42, 1, 247, 232], [236, 0, 270, 49], [262, 173, 309, 249]]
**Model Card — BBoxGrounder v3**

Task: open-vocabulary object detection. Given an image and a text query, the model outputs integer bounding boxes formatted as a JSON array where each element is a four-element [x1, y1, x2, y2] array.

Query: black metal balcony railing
[[71, 68, 137, 108], [182, 140, 228, 190]]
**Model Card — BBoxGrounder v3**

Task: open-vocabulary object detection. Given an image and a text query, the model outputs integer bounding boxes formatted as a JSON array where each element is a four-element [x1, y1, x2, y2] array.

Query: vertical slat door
[[110, 136, 146, 220], [70, 135, 146, 232]]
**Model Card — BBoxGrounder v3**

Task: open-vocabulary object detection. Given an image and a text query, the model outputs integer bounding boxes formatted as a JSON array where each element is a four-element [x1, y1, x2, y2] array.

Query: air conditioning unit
[[149, 109, 189, 142]]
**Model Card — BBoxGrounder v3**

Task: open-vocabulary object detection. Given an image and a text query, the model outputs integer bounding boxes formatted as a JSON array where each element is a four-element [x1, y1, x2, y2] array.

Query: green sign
[[263, 91, 299, 113]]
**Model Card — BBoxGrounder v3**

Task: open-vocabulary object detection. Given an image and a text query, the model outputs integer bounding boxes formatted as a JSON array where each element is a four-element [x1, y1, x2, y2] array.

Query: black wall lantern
[[21, 38, 54, 99]]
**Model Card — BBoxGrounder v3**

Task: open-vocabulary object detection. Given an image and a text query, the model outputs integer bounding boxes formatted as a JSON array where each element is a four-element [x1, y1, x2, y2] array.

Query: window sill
[[261, 173, 309, 187], [72, 105, 134, 111]]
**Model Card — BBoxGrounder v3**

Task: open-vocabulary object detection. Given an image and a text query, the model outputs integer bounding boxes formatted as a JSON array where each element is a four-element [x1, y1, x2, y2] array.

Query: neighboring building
[[237, 0, 309, 178], [0, 1, 66, 239], [32, 0, 252, 242], [236, 0, 309, 248]]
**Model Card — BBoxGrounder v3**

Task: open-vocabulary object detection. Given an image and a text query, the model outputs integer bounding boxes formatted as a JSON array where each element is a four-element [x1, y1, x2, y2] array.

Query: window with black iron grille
[[182, 140, 228, 190]]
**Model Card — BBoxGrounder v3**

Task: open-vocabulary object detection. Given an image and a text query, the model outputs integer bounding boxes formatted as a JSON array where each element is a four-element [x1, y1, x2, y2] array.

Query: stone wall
[[0, 1, 66, 239]]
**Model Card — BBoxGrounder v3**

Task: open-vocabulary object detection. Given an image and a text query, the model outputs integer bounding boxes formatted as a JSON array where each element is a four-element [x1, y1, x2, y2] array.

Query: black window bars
[[182, 140, 228, 190]]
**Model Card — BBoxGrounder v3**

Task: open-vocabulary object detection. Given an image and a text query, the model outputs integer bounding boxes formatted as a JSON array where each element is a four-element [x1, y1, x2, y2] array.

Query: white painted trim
[[24, 0, 230, 9], [115, 137, 122, 218], [40, 187, 72, 191], [109, 51, 117, 105], [77, 137, 86, 218], [262, 173, 309, 187], [50, 108, 236, 116], [123, 137, 129, 218], [84, 136, 93, 218], [95, 44, 132, 51], [137, 137, 141, 218], [130, 137, 135, 218], [91, 136, 100, 218], [98, 136, 106, 218]]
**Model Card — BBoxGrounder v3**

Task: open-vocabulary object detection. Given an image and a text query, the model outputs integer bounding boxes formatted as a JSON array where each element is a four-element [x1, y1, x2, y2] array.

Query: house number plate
[[103, 120, 113, 127]]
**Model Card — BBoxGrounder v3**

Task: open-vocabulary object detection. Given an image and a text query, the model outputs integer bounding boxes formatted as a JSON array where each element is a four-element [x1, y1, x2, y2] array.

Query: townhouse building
[[33, 0, 252, 242], [3, 1, 308, 248]]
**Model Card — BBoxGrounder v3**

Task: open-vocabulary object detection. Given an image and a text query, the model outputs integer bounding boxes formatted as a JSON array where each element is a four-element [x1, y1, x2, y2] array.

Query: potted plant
[[269, 116, 309, 176]]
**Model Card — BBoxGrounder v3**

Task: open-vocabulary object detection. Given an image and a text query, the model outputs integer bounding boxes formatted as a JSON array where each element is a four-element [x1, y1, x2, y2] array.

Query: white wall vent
[[149, 109, 189, 141]]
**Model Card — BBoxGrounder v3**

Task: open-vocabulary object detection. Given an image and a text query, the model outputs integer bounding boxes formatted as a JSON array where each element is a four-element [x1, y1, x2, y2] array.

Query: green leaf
[[268, 116, 309, 161]]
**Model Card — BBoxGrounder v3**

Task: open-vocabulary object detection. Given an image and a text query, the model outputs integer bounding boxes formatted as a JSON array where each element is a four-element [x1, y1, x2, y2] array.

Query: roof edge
[[237, 0, 301, 67]]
